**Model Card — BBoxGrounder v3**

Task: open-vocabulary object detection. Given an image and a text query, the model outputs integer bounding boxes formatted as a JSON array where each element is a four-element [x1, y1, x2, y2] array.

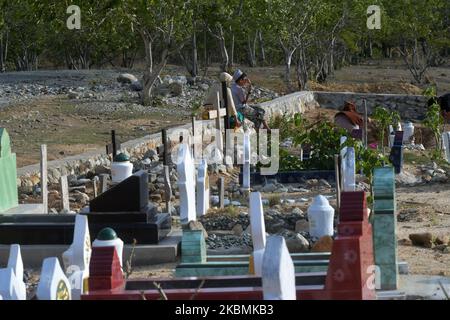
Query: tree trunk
[[247, 34, 257, 67], [230, 33, 235, 68], [258, 30, 266, 65], [283, 48, 295, 92], [192, 30, 198, 78], [219, 36, 229, 72]]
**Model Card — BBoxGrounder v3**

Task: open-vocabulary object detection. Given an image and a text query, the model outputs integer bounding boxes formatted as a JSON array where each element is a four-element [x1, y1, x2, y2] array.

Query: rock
[[210, 195, 220, 206], [285, 233, 310, 253], [435, 235, 449, 245], [409, 232, 433, 248], [150, 194, 162, 202], [292, 207, 304, 215], [186, 220, 208, 239], [432, 173, 448, 183], [260, 184, 278, 193], [72, 191, 90, 206], [398, 239, 412, 246], [231, 201, 241, 206], [68, 90, 79, 99], [232, 224, 244, 236], [130, 81, 143, 91], [169, 82, 184, 96], [306, 179, 319, 187], [311, 236, 333, 252], [319, 179, 331, 188], [284, 199, 295, 204], [433, 244, 449, 252], [117, 73, 138, 84], [295, 220, 309, 233], [199, 83, 209, 91], [94, 165, 110, 175], [396, 171, 422, 186]]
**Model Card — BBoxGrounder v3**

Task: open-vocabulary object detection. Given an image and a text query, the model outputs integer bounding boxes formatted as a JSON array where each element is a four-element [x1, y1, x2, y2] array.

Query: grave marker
[[40, 144, 48, 214], [196, 159, 210, 217], [0, 128, 18, 212], [342, 147, 356, 192], [99, 174, 109, 193], [62, 214, 92, 274], [88, 246, 124, 291], [36, 257, 72, 300], [372, 167, 398, 290], [442, 132, 450, 163], [242, 132, 251, 191], [106, 130, 121, 157], [164, 165, 172, 214], [262, 236, 296, 300], [60, 175, 70, 213], [177, 144, 196, 224], [92, 176, 99, 198], [250, 192, 266, 276], [218, 177, 225, 209], [0, 268, 26, 300], [389, 131, 404, 174], [0, 244, 26, 300], [92, 227, 124, 268], [214, 92, 225, 161]]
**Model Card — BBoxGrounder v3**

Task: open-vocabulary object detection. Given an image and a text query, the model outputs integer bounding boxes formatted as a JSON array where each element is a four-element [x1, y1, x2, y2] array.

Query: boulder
[[117, 73, 138, 84], [285, 233, 310, 253], [311, 236, 333, 252], [232, 224, 244, 236], [186, 220, 208, 239], [295, 219, 309, 233], [409, 232, 433, 248]]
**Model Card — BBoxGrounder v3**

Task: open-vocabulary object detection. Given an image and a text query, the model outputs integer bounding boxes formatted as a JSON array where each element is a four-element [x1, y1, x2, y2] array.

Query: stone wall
[[314, 91, 427, 121], [17, 91, 317, 187]]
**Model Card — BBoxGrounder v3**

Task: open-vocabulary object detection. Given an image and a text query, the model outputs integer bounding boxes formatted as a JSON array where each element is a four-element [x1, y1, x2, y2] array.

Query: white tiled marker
[[250, 192, 266, 276], [62, 214, 91, 272], [177, 143, 196, 224], [196, 159, 210, 217], [242, 132, 251, 190], [262, 236, 296, 300], [36, 257, 72, 300], [62, 214, 91, 299], [0, 244, 26, 300], [342, 147, 356, 192], [0, 268, 26, 300]]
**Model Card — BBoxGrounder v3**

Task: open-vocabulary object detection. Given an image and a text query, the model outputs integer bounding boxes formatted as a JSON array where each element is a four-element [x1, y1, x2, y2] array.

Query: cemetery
[[1, 0, 450, 303]]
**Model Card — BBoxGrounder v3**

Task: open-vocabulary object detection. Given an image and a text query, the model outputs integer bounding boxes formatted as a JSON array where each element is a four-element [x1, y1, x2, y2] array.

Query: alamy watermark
[[67, 5, 81, 30], [367, 5, 381, 30]]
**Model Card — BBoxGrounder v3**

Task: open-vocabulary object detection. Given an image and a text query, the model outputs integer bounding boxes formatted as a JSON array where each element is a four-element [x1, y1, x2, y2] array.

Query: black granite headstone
[[389, 131, 404, 174], [90, 170, 148, 213]]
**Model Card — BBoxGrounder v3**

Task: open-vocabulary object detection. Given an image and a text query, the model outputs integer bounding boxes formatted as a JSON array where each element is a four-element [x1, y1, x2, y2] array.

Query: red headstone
[[88, 246, 124, 292], [301, 191, 376, 300]]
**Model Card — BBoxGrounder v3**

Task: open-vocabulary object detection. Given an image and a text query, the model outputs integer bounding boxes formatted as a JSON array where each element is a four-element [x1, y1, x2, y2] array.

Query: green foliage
[[371, 106, 401, 152], [274, 113, 387, 180], [423, 102, 444, 158]]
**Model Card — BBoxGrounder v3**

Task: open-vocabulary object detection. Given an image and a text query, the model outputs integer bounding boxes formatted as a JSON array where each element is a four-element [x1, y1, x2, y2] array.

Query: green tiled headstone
[[181, 230, 206, 264], [0, 128, 18, 212], [372, 166, 398, 290]]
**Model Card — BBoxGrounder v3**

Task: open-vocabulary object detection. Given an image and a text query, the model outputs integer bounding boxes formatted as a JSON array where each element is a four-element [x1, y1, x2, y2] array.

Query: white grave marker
[[242, 132, 251, 190], [0, 268, 25, 300], [262, 236, 296, 300], [250, 192, 266, 276], [0, 244, 26, 300], [36, 257, 72, 300], [62, 214, 91, 299], [342, 147, 356, 192], [177, 143, 196, 224], [442, 132, 450, 163], [196, 159, 210, 217]]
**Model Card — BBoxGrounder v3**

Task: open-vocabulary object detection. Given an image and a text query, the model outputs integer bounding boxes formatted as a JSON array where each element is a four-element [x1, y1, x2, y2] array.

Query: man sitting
[[334, 101, 363, 133], [203, 72, 242, 128], [231, 69, 271, 132]]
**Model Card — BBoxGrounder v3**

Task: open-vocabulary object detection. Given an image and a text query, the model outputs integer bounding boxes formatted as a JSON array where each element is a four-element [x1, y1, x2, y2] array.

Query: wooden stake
[[164, 165, 172, 214], [162, 129, 169, 166], [100, 174, 109, 194], [218, 177, 225, 209], [363, 100, 368, 148], [40, 144, 48, 214], [60, 175, 70, 213], [92, 176, 99, 198]]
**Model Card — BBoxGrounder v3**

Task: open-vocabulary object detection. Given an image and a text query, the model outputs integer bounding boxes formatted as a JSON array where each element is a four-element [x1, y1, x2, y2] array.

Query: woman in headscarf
[[334, 101, 363, 133]]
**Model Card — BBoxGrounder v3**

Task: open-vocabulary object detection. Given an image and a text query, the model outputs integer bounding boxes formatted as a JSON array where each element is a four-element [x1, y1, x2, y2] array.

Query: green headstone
[[0, 128, 18, 213], [181, 230, 206, 264], [372, 166, 398, 290]]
